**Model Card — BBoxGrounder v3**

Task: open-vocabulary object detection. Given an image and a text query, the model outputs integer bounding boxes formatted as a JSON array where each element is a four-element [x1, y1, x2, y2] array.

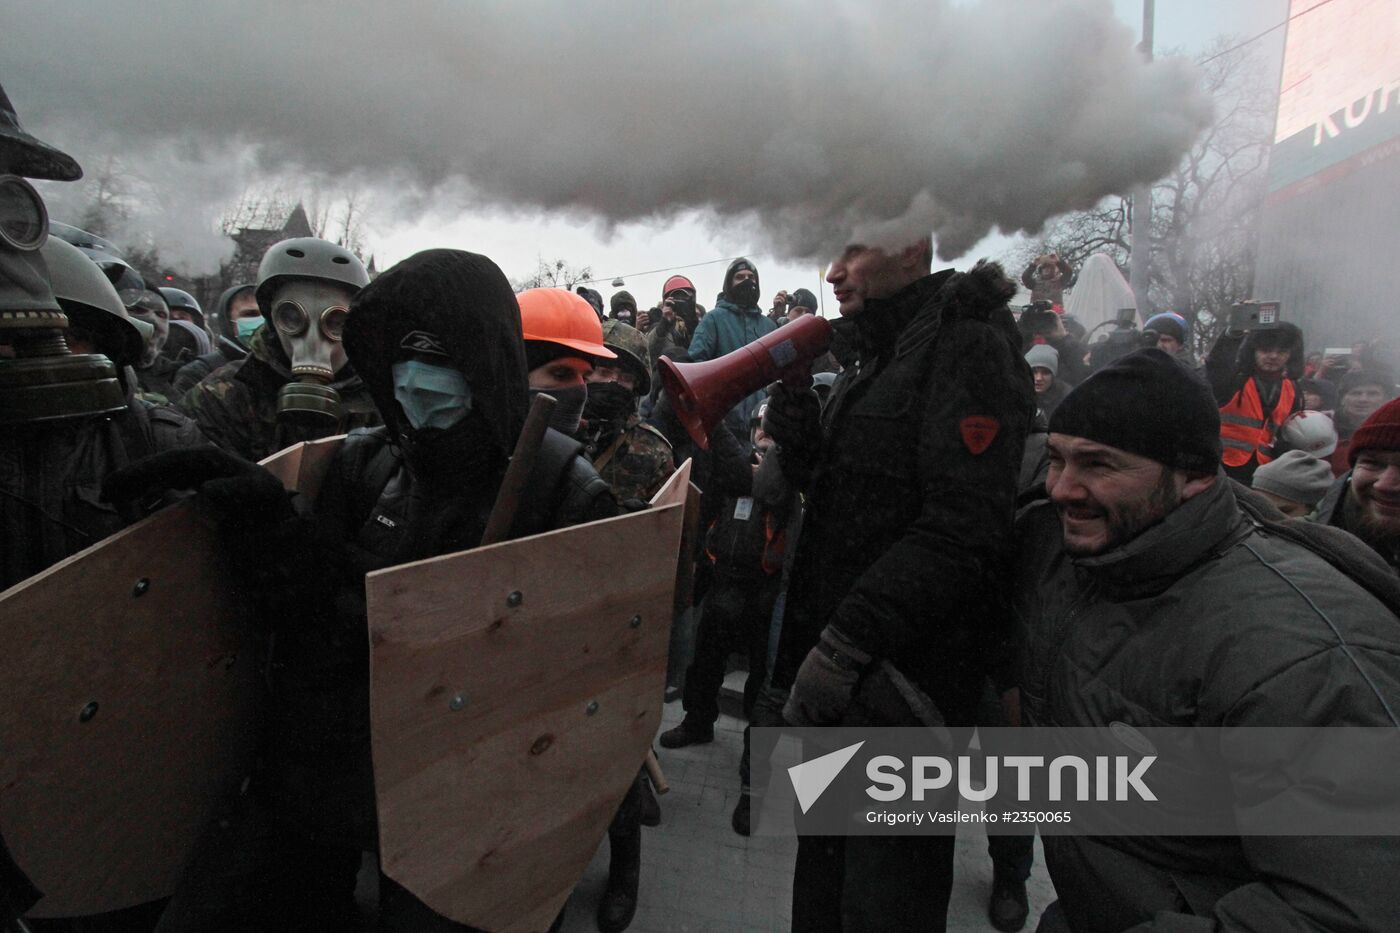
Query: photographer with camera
[[1016, 302, 1089, 387], [1205, 313, 1305, 483]]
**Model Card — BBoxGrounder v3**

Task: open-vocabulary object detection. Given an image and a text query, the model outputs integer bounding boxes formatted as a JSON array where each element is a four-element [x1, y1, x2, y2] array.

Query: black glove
[[762, 381, 822, 456], [782, 626, 872, 727], [103, 447, 291, 530]]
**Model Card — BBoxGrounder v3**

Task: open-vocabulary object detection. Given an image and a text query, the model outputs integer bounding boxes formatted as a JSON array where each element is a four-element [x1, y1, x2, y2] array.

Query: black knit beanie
[[1049, 348, 1221, 473]]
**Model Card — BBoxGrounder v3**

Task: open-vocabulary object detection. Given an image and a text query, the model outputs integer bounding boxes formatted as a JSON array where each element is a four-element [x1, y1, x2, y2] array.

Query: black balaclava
[[582, 381, 638, 431], [523, 339, 590, 434], [722, 258, 761, 308]]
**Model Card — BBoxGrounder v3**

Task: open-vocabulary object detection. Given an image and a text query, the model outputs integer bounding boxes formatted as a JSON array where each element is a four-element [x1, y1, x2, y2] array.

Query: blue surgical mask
[[392, 359, 472, 431], [235, 317, 262, 343]]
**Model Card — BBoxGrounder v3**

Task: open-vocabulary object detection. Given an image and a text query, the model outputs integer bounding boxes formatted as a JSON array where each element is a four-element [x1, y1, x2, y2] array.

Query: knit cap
[[1348, 396, 1400, 465], [790, 287, 819, 312], [1025, 343, 1059, 376], [1143, 312, 1188, 345], [1251, 449, 1333, 509], [1049, 348, 1220, 473]]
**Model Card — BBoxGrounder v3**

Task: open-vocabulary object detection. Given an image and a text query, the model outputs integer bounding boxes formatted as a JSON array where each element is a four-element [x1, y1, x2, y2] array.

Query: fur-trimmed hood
[[1236, 322, 1305, 381]]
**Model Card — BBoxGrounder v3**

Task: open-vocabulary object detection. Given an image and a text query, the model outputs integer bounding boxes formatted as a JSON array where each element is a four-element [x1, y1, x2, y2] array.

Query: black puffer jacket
[[1016, 477, 1400, 932], [770, 263, 1034, 725], [261, 249, 615, 847]]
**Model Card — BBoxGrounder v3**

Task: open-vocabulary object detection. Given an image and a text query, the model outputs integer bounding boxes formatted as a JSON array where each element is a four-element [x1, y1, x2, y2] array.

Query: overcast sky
[[8, 0, 1286, 314]]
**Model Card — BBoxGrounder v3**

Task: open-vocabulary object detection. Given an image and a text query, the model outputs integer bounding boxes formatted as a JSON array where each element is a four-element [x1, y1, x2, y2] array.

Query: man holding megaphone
[[763, 238, 1034, 932]]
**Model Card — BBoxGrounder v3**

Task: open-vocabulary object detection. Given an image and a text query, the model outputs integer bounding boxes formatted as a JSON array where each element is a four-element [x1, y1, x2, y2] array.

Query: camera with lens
[[1019, 300, 1059, 337]]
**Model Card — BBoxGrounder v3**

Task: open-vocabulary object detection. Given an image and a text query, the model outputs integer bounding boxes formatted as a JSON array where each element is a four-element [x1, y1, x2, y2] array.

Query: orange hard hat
[[516, 288, 616, 360]]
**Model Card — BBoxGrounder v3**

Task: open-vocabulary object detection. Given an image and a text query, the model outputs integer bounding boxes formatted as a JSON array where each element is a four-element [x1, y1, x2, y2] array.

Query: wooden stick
[[644, 749, 669, 795], [479, 393, 556, 547]]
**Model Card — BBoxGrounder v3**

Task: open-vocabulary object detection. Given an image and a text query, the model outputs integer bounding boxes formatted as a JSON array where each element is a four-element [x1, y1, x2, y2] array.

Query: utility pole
[[1129, 0, 1155, 319]]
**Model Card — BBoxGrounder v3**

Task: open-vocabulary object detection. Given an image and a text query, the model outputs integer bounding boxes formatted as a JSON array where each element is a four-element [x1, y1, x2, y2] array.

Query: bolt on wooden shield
[[368, 460, 692, 932], [0, 437, 334, 918]]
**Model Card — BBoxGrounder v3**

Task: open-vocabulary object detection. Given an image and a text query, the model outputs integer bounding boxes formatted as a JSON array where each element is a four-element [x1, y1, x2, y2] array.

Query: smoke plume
[[4, 0, 1212, 267]]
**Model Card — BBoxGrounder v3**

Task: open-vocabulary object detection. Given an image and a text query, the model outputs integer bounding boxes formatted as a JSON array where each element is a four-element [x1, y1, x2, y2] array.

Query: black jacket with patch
[[770, 264, 1034, 724]]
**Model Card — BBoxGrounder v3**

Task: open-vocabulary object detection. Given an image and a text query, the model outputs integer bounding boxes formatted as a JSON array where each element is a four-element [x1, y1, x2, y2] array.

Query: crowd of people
[[3, 81, 1399, 933]]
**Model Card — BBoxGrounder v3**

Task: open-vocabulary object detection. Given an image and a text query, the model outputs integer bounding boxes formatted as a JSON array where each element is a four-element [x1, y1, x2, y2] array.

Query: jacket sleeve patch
[[959, 415, 1000, 455]]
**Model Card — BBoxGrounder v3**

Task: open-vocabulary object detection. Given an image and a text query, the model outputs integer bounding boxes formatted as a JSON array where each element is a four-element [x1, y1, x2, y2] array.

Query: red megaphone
[[659, 313, 833, 449]]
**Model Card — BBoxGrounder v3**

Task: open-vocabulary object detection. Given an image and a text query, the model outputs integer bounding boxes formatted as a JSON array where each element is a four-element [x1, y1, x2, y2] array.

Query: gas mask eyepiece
[[0, 175, 48, 252]]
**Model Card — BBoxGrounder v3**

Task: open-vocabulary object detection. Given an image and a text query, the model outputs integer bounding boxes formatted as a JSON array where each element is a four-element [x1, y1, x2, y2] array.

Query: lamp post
[[1129, 0, 1156, 319]]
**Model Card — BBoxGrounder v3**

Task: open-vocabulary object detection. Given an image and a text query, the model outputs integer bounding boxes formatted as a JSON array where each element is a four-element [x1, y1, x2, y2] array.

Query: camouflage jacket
[[178, 328, 379, 462], [588, 414, 675, 503]]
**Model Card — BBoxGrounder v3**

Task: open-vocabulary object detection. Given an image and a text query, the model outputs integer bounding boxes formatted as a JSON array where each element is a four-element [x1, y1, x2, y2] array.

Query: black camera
[[1020, 300, 1059, 337]]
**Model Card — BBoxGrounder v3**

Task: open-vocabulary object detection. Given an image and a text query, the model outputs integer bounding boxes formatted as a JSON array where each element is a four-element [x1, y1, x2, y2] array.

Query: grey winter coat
[[1016, 476, 1400, 932]]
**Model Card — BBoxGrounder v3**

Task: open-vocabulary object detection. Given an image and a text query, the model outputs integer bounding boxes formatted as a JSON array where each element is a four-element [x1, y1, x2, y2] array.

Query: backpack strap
[[509, 428, 585, 538]]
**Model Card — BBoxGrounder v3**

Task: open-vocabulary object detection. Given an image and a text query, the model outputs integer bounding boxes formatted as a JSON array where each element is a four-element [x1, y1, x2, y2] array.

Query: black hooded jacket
[[262, 250, 615, 846]]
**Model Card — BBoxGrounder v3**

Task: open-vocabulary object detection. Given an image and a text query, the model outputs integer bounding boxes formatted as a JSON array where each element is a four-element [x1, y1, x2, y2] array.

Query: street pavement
[[562, 690, 1057, 932]]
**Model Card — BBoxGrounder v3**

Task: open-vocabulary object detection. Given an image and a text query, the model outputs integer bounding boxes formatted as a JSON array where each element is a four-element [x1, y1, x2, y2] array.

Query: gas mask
[[0, 174, 125, 423], [266, 279, 355, 434], [128, 291, 169, 367]]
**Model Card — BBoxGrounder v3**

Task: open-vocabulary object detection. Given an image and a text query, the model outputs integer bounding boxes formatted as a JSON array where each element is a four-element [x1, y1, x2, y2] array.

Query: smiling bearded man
[[1013, 348, 1400, 933]]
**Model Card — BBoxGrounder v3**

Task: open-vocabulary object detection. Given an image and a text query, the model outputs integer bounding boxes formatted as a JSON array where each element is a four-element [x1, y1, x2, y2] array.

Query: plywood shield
[[369, 460, 692, 932], [0, 439, 337, 917]]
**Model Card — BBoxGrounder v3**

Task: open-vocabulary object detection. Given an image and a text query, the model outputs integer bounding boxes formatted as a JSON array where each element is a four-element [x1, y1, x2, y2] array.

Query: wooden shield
[[369, 460, 692, 932], [0, 439, 338, 917]]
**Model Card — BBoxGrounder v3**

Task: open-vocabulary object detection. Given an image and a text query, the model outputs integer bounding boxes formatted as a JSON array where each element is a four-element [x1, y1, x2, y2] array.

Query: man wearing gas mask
[[128, 286, 185, 402], [0, 83, 205, 593], [180, 237, 379, 460], [0, 83, 206, 932], [582, 319, 674, 506]]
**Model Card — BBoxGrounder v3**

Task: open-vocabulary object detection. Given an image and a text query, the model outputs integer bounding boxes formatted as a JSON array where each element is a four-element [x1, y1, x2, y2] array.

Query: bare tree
[[75, 155, 136, 238], [511, 256, 594, 292], [218, 187, 296, 237], [1006, 36, 1275, 358], [218, 184, 371, 255]]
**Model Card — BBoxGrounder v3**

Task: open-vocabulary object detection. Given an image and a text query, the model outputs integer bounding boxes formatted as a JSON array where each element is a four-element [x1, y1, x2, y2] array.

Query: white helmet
[[1277, 409, 1338, 458]]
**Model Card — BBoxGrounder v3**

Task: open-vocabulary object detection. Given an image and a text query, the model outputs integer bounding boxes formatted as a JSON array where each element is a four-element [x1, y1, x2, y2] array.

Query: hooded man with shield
[[109, 249, 620, 931], [0, 80, 208, 931]]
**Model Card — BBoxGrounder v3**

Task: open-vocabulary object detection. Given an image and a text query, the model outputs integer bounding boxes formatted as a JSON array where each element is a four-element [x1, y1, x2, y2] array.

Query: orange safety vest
[[1220, 377, 1295, 467]]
